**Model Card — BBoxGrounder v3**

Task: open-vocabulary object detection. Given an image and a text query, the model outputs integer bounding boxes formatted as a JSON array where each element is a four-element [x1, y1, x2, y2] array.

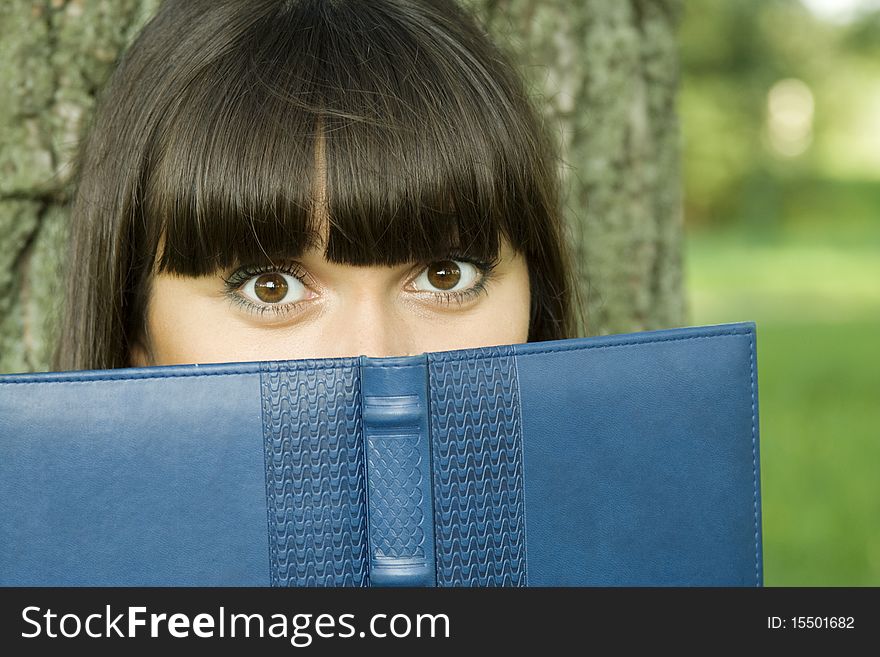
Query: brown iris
[[253, 273, 288, 303], [427, 260, 461, 290]]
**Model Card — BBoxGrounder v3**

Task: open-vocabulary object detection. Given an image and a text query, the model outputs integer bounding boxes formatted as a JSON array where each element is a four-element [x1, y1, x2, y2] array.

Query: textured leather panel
[[513, 325, 762, 586], [260, 359, 368, 587], [367, 432, 426, 559], [0, 371, 269, 585], [428, 346, 527, 586], [360, 356, 435, 587]]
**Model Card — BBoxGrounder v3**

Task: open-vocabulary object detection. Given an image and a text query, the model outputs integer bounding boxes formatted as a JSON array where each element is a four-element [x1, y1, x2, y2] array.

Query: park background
[[681, 0, 879, 585], [0, 0, 877, 585]]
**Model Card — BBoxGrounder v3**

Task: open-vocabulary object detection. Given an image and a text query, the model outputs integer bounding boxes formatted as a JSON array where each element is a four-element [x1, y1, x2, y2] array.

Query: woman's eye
[[240, 272, 308, 305], [412, 259, 479, 293]]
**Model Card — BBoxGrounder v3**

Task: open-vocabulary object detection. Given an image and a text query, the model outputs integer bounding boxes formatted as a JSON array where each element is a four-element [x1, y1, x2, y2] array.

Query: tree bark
[[0, 0, 162, 374], [0, 0, 684, 373], [471, 0, 686, 336]]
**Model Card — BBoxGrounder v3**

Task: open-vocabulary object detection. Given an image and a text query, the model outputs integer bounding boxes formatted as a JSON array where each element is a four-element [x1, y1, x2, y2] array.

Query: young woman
[[53, 0, 585, 371]]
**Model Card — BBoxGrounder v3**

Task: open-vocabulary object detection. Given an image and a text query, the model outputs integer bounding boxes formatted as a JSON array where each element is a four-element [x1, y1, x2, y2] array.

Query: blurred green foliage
[[681, 0, 880, 237], [680, 0, 880, 585]]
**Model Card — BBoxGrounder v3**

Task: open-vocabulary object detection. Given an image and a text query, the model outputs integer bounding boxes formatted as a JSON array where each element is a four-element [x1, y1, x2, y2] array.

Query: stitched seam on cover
[[0, 330, 752, 385], [423, 360, 438, 588], [0, 370, 261, 384], [258, 365, 276, 587], [461, 330, 753, 362], [511, 349, 528, 587], [0, 365, 340, 384], [358, 367, 373, 587], [426, 358, 441, 586], [749, 336, 759, 587]]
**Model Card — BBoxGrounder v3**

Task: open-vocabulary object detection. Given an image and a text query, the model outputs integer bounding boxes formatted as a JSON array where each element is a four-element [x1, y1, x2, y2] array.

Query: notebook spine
[[360, 355, 436, 587]]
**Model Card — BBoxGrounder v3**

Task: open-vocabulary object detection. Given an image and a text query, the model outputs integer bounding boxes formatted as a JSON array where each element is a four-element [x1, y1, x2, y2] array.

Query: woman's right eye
[[221, 264, 317, 318], [239, 271, 309, 306]]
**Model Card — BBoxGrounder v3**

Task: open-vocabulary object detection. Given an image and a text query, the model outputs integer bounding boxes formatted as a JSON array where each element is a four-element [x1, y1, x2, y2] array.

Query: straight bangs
[[144, 0, 554, 277]]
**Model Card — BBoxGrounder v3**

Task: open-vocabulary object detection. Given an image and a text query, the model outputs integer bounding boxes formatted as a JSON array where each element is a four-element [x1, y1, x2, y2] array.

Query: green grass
[[753, 322, 880, 585], [686, 234, 880, 324], [686, 233, 880, 585]]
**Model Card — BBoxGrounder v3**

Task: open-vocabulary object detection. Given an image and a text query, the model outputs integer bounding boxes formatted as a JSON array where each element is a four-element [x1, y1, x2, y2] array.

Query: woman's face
[[129, 227, 531, 366]]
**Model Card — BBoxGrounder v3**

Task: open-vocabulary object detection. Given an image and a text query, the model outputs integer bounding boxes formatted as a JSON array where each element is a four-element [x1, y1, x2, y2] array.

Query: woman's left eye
[[240, 271, 309, 306], [411, 259, 480, 294]]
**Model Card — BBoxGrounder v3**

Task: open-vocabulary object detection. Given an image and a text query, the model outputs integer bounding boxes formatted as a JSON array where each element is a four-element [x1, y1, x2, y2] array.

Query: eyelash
[[221, 255, 500, 319]]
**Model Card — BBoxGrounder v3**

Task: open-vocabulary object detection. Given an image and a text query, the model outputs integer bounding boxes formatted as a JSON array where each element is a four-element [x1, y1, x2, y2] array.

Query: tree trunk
[[0, 0, 163, 374], [0, 0, 684, 373], [471, 0, 686, 336]]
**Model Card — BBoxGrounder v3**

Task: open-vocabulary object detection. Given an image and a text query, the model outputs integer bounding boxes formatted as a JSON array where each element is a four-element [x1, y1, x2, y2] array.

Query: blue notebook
[[0, 321, 763, 586]]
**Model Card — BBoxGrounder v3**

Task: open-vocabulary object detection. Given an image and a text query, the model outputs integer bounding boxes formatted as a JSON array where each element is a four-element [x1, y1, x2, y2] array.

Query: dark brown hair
[[54, 0, 584, 371]]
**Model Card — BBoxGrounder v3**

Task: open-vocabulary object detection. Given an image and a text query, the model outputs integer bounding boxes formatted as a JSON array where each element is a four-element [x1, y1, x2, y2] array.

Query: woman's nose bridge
[[330, 293, 414, 358]]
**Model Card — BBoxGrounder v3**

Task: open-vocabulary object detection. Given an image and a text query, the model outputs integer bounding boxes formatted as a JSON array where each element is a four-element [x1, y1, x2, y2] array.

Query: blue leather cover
[[0, 321, 763, 586]]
